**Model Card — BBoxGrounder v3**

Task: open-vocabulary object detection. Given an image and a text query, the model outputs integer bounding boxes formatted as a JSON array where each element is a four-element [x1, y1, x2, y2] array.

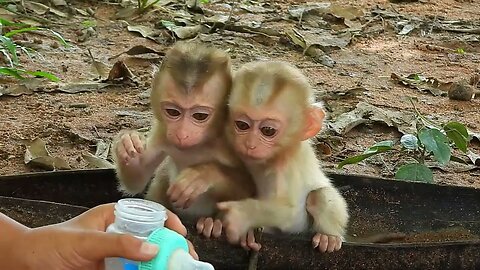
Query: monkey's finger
[[240, 235, 249, 250], [312, 233, 321, 249], [175, 184, 197, 209], [116, 145, 130, 164], [326, 235, 337, 253], [212, 219, 223, 238], [167, 182, 187, 202], [130, 133, 144, 154], [196, 217, 206, 234], [202, 218, 214, 238], [319, 234, 329, 253], [335, 237, 343, 251], [247, 230, 261, 251], [216, 201, 233, 211], [122, 135, 137, 157], [249, 242, 262, 251], [184, 183, 209, 208]]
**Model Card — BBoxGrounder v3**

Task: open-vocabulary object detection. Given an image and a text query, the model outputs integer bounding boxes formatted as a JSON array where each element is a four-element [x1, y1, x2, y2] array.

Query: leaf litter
[[1, 0, 479, 186]]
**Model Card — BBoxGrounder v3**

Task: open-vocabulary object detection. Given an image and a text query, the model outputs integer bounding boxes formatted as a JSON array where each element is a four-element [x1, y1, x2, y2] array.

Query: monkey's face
[[230, 106, 286, 161], [160, 101, 216, 149]]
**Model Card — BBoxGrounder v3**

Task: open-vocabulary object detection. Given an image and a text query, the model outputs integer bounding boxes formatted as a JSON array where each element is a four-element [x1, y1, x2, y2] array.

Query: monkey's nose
[[176, 134, 189, 141], [246, 144, 256, 150]]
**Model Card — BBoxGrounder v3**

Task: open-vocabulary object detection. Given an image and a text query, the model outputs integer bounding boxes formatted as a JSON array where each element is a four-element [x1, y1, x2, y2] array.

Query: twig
[[435, 26, 480, 34], [247, 228, 264, 270], [408, 97, 441, 130], [221, 0, 238, 33]]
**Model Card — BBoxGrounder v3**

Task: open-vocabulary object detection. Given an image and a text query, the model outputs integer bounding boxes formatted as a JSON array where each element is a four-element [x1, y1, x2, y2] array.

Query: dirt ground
[[0, 0, 479, 188]]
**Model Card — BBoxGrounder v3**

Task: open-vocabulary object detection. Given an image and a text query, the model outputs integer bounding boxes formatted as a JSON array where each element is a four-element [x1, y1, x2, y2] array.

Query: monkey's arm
[[112, 130, 167, 194], [306, 186, 349, 238], [210, 163, 256, 201], [217, 198, 296, 243], [167, 162, 255, 209]]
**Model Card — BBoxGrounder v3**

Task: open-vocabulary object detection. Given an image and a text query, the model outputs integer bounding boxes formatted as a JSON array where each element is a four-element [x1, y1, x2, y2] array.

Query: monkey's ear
[[301, 104, 325, 141]]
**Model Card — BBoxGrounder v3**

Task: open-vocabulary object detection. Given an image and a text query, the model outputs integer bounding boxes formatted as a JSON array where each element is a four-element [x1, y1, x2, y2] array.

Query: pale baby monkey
[[218, 60, 349, 253]]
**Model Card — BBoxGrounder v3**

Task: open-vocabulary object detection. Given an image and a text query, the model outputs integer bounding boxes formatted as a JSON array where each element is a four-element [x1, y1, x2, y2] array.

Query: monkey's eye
[[192, 113, 209, 121], [235, 121, 250, 131], [260, 126, 277, 137], [165, 108, 181, 118]]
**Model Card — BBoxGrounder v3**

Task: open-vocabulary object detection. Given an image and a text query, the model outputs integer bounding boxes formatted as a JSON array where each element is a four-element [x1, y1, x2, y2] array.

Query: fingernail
[[140, 243, 159, 256]]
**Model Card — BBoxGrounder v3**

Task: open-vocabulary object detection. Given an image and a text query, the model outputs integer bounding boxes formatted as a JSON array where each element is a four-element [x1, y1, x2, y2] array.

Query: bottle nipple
[[168, 249, 214, 270]]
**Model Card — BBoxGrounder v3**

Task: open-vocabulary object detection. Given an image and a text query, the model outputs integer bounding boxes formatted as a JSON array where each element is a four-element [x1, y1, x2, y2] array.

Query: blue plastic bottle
[[104, 198, 214, 270]]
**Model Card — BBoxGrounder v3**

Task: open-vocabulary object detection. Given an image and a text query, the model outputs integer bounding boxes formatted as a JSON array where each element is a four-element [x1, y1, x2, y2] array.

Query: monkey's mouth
[[241, 150, 265, 161], [174, 143, 194, 150]]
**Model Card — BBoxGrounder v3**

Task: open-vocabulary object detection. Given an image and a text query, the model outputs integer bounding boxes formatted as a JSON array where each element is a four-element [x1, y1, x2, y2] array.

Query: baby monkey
[[218, 61, 349, 253], [112, 42, 255, 237]]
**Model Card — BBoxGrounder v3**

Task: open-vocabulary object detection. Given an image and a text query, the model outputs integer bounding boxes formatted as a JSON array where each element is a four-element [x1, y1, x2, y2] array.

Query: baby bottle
[[104, 198, 214, 270]]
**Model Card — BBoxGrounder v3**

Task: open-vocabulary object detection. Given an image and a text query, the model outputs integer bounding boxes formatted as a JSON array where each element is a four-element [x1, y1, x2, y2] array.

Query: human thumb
[[78, 231, 159, 262]]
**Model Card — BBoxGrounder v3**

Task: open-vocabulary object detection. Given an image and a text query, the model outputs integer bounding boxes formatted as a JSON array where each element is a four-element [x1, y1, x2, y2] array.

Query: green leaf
[[395, 163, 433, 183], [82, 20, 97, 28], [407, 73, 422, 81], [418, 128, 451, 165], [455, 48, 465, 54], [200, 0, 210, 3], [0, 18, 28, 27], [43, 28, 69, 47], [25, 70, 60, 82], [0, 67, 25, 79], [4, 27, 39, 37], [0, 35, 18, 64], [338, 140, 394, 168], [443, 122, 469, 153]]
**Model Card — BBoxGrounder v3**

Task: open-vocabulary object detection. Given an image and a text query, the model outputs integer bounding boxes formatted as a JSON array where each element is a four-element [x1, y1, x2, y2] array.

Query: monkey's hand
[[196, 217, 223, 238], [114, 131, 145, 176], [217, 201, 252, 245], [312, 233, 342, 253], [167, 167, 212, 209], [239, 229, 262, 251]]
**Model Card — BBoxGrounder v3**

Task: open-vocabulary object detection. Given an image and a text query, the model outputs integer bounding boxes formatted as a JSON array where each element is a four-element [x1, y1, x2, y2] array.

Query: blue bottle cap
[[139, 228, 188, 270]]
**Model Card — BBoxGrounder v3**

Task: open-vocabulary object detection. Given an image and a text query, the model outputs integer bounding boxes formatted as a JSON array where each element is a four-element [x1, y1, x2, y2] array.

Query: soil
[[0, 0, 479, 191]]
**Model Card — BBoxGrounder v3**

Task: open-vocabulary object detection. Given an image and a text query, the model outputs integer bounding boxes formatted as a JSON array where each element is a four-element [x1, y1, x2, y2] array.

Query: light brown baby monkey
[[217, 60, 349, 253], [112, 42, 255, 237]]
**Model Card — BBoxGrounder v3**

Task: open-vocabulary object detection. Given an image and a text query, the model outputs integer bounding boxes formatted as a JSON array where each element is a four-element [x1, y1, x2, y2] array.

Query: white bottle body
[[104, 198, 167, 270]]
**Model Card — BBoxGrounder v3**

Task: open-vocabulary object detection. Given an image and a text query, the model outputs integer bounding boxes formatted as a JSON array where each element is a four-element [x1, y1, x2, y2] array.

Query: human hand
[[15, 203, 198, 270]]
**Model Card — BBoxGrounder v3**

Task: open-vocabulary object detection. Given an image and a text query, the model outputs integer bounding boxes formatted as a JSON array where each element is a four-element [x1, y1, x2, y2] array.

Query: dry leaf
[[467, 150, 480, 166], [94, 140, 110, 160], [24, 1, 67, 17], [173, 25, 204, 39], [59, 82, 111, 93], [105, 61, 135, 82], [127, 25, 160, 39], [50, 0, 67, 6], [391, 73, 449, 96], [23, 138, 70, 170], [327, 102, 417, 135], [82, 152, 115, 169], [109, 45, 165, 60]]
